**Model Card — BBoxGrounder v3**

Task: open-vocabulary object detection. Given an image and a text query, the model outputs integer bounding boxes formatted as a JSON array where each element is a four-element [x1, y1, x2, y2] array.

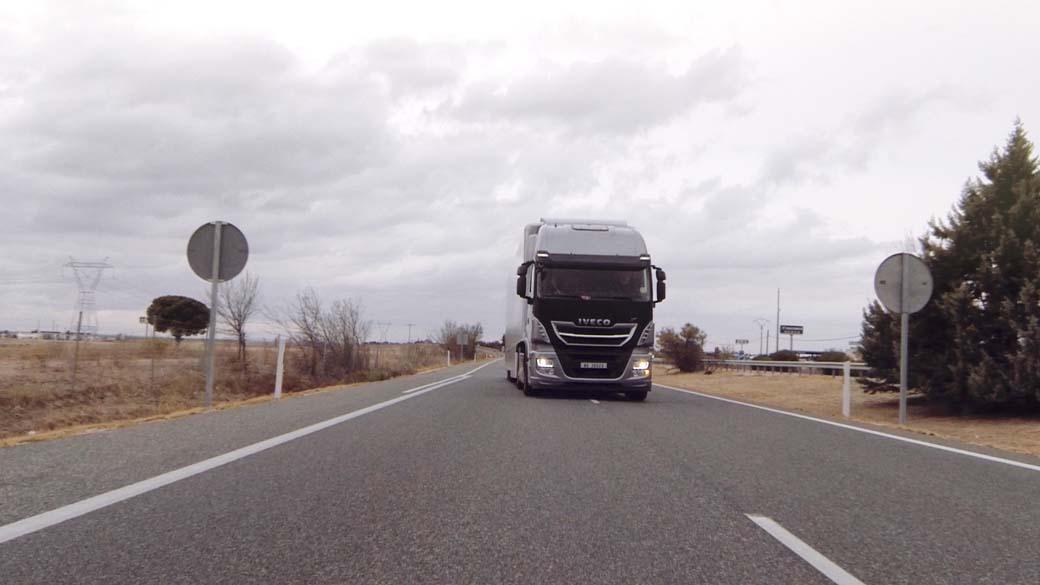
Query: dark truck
[[503, 219, 666, 400]]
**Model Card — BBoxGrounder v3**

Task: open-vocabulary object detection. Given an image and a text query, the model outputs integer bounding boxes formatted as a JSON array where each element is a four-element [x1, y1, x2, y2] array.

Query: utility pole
[[775, 288, 781, 356], [406, 323, 415, 343], [752, 318, 769, 356], [373, 321, 392, 368]]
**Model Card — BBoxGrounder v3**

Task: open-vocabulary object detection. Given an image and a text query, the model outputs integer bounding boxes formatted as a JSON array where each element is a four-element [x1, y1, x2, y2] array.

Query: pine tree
[[859, 301, 899, 392], [861, 122, 1040, 409]]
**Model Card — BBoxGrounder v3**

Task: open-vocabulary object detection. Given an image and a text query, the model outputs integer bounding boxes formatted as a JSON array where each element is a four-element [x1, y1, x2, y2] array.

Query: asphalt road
[[1, 363, 1038, 584]]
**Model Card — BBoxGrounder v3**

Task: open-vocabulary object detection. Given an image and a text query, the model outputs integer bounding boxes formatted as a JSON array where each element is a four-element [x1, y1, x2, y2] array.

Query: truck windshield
[[537, 267, 650, 301]]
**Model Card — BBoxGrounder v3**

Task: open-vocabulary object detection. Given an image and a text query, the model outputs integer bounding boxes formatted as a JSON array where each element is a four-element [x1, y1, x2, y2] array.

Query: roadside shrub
[[818, 350, 849, 362], [657, 323, 706, 372], [769, 350, 800, 362]]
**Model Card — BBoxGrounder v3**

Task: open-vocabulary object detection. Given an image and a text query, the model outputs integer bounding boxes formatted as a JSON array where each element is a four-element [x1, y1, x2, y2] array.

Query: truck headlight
[[632, 359, 651, 375], [535, 356, 555, 371]]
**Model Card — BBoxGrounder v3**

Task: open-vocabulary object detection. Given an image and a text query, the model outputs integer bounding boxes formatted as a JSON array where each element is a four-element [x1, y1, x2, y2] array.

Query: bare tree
[[438, 320, 483, 360], [321, 298, 370, 375], [274, 288, 370, 381], [217, 272, 261, 366]]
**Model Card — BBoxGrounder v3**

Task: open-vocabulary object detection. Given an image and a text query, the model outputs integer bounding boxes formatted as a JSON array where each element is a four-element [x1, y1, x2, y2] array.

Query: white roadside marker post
[[274, 335, 286, 400], [842, 361, 851, 418]]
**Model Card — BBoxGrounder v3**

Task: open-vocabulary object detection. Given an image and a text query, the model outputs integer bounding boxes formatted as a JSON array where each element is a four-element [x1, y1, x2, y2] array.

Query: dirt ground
[[0, 337, 460, 444], [660, 369, 1040, 458]]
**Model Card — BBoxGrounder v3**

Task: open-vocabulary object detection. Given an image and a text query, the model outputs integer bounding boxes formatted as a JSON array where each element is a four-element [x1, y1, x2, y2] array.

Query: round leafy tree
[[147, 295, 210, 343]]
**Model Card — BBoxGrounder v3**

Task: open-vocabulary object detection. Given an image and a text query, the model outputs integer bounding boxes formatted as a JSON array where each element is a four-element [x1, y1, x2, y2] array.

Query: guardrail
[[702, 359, 871, 418], [704, 359, 869, 374]]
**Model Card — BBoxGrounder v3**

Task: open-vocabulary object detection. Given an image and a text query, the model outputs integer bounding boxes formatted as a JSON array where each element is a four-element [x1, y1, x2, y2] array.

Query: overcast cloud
[[2, 0, 1038, 351]]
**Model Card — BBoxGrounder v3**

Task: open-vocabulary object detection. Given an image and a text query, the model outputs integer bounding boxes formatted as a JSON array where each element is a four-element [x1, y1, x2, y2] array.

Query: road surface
[[1, 362, 1038, 584]]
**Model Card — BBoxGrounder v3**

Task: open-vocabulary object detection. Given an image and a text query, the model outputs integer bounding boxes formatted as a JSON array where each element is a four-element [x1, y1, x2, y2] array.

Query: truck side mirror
[[655, 268, 666, 303], [516, 263, 529, 299]]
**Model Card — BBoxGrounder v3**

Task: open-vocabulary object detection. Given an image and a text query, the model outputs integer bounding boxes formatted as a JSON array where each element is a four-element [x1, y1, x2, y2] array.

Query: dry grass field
[[661, 369, 1040, 458], [0, 337, 464, 443]]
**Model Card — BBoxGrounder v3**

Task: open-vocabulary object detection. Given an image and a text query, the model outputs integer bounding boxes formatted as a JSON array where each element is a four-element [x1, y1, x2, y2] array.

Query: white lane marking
[[746, 514, 866, 585], [656, 383, 1040, 474], [590, 399, 600, 405], [400, 360, 497, 394], [0, 363, 492, 546], [402, 373, 469, 394]]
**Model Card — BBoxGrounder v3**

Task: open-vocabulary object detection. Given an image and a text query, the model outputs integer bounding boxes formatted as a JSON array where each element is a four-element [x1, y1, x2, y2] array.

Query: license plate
[[580, 362, 608, 369]]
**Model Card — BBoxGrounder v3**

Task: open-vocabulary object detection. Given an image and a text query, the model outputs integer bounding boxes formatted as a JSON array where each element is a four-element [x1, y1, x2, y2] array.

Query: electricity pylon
[[65, 258, 111, 390], [65, 258, 112, 339]]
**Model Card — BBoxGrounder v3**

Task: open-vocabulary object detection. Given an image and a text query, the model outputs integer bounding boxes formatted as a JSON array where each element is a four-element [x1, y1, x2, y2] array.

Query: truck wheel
[[521, 356, 538, 396], [625, 390, 648, 402], [514, 353, 524, 390]]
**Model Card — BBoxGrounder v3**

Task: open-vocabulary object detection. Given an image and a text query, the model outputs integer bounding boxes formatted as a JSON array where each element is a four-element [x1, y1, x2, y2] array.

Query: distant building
[[19, 330, 75, 340]]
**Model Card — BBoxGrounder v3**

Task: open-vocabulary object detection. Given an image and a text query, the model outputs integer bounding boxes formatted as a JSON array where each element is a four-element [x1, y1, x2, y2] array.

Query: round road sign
[[874, 253, 933, 314], [187, 221, 249, 282]]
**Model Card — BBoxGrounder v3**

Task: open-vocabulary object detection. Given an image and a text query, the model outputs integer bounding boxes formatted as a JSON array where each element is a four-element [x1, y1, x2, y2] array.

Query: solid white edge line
[[0, 362, 494, 546], [746, 514, 866, 585], [655, 383, 1040, 473], [590, 399, 600, 405]]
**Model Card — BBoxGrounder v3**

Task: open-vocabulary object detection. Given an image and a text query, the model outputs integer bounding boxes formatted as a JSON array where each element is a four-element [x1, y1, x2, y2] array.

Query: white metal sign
[[187, 222, 249, 282], [874, 253, 933, 315]]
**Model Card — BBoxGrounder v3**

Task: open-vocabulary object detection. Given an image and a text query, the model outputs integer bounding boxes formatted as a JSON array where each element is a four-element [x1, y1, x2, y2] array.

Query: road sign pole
[[898, 253, 910, 425], [204, 221, 223, 408], [899, 312, 909, 425]]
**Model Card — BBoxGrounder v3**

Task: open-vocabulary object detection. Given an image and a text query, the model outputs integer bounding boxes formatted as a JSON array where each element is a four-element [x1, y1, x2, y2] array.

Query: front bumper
[[526, 349, 653, 391]]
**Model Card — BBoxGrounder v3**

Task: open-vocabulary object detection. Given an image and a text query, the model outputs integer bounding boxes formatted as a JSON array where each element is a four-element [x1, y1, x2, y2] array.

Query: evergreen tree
[[859, 300, 899, 392], [147, 295, 210, 344], [861, 122, 1040, 409]]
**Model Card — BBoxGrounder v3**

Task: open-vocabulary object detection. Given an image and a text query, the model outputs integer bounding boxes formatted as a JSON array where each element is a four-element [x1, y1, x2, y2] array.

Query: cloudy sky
[[1, 0, 1038, 351]]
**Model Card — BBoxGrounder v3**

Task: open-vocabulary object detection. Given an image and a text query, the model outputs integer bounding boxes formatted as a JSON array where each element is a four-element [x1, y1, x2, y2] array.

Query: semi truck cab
[[503, 219, 666, 401]]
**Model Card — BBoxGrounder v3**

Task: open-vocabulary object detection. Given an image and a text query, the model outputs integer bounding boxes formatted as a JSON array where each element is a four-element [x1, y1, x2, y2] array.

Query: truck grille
[[550, 321, 638, 347], [556, 351, 629, 379]]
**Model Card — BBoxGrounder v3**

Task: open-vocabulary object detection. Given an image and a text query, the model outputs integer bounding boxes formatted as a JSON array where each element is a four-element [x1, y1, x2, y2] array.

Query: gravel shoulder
[[660, 370, 1040, 458]]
